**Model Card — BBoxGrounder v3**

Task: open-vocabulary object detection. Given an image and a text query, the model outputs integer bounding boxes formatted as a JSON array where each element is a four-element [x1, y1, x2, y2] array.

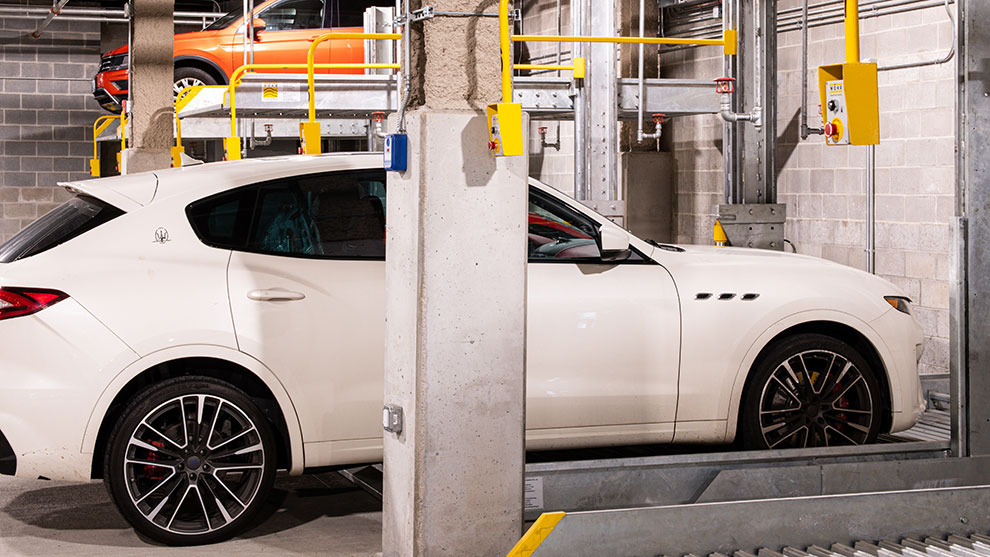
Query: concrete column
[[120, 0, 173, 174], [382, 1, 529, 555]]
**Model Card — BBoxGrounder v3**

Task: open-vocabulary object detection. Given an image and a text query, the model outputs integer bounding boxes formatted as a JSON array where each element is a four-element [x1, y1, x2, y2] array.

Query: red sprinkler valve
[[714, 77, 736, 94], [652, 114, 666, 125], [538, 126, 548, 136], [372, 111, 386, 123]]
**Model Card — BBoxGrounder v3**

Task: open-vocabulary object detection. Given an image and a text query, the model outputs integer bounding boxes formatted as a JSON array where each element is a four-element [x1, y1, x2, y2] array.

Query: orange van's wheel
[[173, 67, 217, 97]]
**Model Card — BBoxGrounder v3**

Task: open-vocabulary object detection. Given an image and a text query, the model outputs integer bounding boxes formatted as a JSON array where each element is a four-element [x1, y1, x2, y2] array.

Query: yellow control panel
[[486, 102, 524, 157], [818, 62, 879, 146]]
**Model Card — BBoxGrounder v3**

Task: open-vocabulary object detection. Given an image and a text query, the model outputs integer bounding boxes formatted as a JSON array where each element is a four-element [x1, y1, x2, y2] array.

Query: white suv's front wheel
[[104, 376, 276, 545]]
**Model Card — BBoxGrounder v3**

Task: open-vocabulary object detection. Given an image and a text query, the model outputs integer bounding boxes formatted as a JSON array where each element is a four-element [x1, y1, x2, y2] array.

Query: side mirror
[[251, 18, 266, 35], [599, 226, 631, 263]]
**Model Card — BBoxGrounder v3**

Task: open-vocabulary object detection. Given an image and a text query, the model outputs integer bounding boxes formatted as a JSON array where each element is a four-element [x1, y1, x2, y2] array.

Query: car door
[[188, 169, 388, 464], [230, 0, 363, 75], [525, 188, 681, 444]]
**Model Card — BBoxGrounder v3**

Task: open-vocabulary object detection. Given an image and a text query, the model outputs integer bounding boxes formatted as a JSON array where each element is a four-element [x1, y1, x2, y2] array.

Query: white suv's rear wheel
[[104, 376, 276, 545]]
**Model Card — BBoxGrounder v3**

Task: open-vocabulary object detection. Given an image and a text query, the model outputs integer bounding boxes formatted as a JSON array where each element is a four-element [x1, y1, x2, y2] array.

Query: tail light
[[0, 288, 69, 321]]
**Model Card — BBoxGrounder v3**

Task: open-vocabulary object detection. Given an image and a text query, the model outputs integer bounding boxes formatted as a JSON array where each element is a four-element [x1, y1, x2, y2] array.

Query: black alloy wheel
[[104, 376, 276, 545], [741, 333, 884, 450]]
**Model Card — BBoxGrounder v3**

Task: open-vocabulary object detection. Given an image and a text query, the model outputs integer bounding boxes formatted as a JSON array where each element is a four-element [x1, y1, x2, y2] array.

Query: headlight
[[884, 296, 912, 315]]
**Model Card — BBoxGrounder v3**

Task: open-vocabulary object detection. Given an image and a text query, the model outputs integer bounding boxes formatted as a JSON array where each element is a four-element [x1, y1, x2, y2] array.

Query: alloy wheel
[[173, 77, 206, 97], [121, 394, 266, 536], [758, 349, 874, 449]]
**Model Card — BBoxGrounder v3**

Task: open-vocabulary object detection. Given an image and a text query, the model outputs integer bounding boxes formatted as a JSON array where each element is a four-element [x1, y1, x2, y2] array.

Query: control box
[[486, 102, 524, 157], [818, 62, 879, 146], [384, 133, 408, 172], [823, 80, 850, 145]]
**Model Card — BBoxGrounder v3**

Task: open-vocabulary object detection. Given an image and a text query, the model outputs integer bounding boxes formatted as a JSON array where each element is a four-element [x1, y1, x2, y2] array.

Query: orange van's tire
[[173, 67, 217, 97]]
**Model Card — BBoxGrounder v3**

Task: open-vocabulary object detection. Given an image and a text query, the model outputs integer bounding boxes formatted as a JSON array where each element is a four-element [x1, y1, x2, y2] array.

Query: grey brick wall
[[662, 1, 955, 375], [0, 6, 104, 243]]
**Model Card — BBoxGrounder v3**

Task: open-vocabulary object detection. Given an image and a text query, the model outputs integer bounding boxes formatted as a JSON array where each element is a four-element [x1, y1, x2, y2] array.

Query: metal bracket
[[408, 6, 520, 22]]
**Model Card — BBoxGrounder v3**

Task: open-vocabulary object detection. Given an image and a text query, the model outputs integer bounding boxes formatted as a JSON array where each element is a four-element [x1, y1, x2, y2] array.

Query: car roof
[[61, 152, 385, 211]]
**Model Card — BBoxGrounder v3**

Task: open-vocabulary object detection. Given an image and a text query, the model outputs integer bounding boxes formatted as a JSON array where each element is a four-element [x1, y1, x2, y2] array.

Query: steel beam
[[957, 0, 990, 457], [733, 0, 777, 204], [586, 0, 618, 201], [531, 484, 990, 556]]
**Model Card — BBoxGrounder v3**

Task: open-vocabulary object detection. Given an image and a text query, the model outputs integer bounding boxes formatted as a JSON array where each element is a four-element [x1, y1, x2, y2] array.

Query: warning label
[[524, 477, 544, 511]]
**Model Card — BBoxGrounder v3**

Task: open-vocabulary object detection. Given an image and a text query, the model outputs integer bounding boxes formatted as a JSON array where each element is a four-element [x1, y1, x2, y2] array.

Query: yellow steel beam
[[506, 512, 566, 557]]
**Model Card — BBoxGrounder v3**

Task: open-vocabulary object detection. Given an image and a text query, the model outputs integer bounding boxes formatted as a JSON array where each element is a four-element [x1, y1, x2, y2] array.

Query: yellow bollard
[[714, 219, 729, 247]]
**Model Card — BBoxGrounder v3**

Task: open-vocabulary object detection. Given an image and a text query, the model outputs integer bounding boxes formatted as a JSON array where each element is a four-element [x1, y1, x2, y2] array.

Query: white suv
[[0, 153, 925, 545]]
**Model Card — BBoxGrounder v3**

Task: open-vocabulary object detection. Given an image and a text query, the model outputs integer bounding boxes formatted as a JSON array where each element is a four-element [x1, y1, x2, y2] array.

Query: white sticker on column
[[524, 477, 544, 511]]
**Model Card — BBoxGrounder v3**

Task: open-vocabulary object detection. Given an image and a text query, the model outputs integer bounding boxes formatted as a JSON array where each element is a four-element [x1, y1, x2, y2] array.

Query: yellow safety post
[[714, 219, 729, 247], [845, 0, 859, 63], [116, 113, 127, 172], [506, 512, 566, 557], [487, 0, 525, 157], [304, 32, 401, 155], [90, 115, 117, 177]]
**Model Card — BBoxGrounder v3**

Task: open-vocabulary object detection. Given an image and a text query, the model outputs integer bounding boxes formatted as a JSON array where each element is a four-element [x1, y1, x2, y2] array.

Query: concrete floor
[[0, 473, 383, 556]]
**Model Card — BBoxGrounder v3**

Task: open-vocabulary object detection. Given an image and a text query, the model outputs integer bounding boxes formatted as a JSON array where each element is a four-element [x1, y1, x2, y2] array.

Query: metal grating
[[695, 532, 990, 557]]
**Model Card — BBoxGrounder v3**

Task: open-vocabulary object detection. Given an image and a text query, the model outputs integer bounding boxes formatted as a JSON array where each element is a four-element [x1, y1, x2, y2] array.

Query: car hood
[[655, 244, 909, 316], [102, 29, 224, 57]]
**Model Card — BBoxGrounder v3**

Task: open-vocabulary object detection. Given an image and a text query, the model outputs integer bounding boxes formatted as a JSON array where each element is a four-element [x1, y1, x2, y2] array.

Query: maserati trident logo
[[153, 227, 170, 244]]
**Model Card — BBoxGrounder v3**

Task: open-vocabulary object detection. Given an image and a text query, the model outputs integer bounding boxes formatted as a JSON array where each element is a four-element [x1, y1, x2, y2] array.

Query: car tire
[[173, 67, 217, 97], [740, 333, 884, 450], [104, 376, 276, 546]]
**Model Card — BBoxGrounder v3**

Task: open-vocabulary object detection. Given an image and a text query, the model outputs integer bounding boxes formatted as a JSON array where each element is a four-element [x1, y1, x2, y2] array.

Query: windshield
[[0, 195, 124, 263]]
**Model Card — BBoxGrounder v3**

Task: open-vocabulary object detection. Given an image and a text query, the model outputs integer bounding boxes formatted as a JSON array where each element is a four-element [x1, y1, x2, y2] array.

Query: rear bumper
[[0, 429, 15, 476]]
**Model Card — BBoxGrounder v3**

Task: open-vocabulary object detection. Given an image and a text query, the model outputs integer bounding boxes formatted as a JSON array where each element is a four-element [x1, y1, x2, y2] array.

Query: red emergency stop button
[[824, 119, 843, 141]]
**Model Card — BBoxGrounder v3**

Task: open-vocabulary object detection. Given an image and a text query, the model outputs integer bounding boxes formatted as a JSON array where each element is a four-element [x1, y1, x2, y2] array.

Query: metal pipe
[[397, 0, 412, 133], [722, 0, 735, 203], [801, 0, 824, 138], [878, 0, 954, 70], [665, 0, 951, 40], [866, 144, 875, 273], [636, 0, 661, 142], [572, 0, 588, 200], [846, 0, 860, 62], [30, 0, 70, 39]]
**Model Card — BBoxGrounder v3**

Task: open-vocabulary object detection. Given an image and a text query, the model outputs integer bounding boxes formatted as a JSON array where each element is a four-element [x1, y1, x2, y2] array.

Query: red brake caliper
[[832, 382, 848, 431], [143, 440, 166, 481]]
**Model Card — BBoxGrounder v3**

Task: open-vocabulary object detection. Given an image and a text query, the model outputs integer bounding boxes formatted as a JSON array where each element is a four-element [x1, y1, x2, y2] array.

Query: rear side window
[[187, 170, 387, 260], [0, 195, 124, 263]]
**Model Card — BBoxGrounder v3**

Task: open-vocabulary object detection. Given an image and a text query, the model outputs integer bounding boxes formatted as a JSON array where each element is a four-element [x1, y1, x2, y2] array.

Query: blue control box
[[384, 134, 408, 172]]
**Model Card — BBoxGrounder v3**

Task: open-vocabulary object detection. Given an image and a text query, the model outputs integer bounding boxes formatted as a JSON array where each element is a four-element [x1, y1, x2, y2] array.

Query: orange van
[[93, 0, 384, 113]]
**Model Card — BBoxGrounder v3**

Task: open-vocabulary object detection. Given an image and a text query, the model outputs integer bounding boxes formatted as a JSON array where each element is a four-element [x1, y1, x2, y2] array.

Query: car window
[[187, 170, 386, 260], [0, 195, 124, 263], [528, 191, 603, 261], [259, 0, 325, 31]]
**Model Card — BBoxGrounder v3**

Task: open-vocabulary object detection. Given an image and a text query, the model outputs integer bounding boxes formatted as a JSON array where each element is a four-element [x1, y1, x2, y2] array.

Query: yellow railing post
[[302, 32, 401, 155], [499, 0, 512, 103], [845, 0, 860, 63]]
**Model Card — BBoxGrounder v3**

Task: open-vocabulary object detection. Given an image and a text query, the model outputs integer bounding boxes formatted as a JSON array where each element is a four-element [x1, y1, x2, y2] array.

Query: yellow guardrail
[[301, 31, 402, 155], [497, 0, 736, 103], [223, 51, 401, 160]]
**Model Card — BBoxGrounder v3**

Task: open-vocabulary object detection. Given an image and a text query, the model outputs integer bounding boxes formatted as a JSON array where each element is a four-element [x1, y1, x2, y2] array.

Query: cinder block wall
[[662, 2, 955, 375], [0, 7, 104, 243]]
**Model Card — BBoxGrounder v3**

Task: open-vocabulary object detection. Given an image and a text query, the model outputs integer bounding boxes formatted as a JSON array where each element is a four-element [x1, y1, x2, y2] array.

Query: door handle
[[247, 289, 306, 302]]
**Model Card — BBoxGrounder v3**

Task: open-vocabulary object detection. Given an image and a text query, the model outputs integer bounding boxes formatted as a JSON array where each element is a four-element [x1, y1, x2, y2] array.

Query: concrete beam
[[382, 1, 528, 555], [120, 0, 173, 174]]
